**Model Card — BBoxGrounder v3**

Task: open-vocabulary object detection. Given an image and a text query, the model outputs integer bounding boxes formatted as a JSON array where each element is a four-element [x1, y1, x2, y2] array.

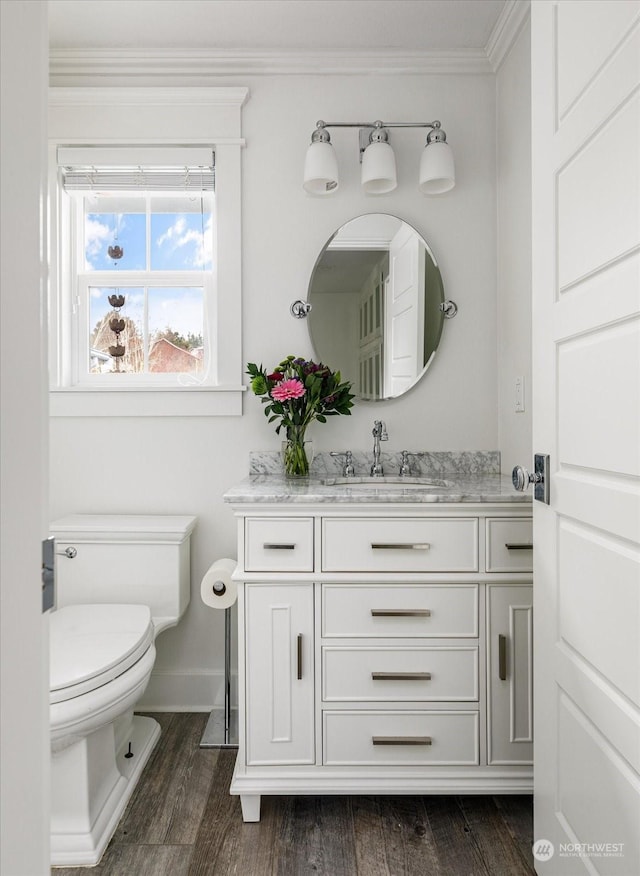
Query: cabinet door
[[487, 584, 533, 764], [245, 583, 314, 765]]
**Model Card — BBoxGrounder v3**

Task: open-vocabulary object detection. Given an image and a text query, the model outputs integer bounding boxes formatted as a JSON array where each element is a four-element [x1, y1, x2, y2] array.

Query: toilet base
[[51, 715, 160, 867]]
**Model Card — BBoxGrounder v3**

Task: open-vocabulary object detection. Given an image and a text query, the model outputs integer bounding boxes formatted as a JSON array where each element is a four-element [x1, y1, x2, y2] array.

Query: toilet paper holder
[[199, 559, 239, 750]]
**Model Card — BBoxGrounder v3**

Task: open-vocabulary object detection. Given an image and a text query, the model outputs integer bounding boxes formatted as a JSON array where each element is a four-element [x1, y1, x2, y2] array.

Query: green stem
[[283, 426, 310, 477]]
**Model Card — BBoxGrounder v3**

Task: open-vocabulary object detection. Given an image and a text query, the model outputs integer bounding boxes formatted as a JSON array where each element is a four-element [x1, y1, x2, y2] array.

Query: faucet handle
[[399, 450, 413, 477], [330, 450, 355, 477]]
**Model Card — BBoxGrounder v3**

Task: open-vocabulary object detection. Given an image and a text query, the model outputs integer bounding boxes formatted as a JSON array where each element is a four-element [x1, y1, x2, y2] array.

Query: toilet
[[48, 514, 196, 867]]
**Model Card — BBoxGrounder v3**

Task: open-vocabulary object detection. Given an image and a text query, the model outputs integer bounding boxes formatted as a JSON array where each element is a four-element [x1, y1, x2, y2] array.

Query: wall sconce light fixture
[[303, 119, 455, 196]]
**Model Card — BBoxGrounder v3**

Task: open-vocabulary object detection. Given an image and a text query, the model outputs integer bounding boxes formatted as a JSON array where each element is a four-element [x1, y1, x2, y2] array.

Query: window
[[49, 88, 247, 416]]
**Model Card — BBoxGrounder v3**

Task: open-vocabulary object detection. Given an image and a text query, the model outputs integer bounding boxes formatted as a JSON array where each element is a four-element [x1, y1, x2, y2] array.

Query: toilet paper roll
[[200, 558, 238, 610]]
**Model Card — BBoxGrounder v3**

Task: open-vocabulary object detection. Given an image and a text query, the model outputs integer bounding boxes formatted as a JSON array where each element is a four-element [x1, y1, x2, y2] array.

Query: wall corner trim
[[486, 0, 531, 73]]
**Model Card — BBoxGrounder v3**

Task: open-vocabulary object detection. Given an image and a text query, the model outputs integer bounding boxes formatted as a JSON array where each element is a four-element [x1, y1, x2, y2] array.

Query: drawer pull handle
[[498, 634, 507, 681], [297, 634, 303, 680], [372, 736, 432, 746], [371, 609, 431, 618], [263, 543, 296, 550], [371, 543, 430, 551], [371, 672, 431, 681], [505, 543, 533, 550]]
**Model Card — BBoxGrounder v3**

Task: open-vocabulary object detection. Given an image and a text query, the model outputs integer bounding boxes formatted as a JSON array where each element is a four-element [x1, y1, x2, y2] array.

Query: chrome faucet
[[370, 420, 388, 476]]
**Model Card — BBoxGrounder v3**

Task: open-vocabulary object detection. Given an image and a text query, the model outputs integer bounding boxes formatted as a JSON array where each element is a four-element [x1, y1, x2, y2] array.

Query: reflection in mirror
[[307, 214, 444, 401]]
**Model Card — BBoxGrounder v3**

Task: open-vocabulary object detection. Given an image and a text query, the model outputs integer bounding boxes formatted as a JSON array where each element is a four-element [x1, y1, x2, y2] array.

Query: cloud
[[156, 215, 187, 249], [155, 214, 213, 268], [84, 216, 111, 270]]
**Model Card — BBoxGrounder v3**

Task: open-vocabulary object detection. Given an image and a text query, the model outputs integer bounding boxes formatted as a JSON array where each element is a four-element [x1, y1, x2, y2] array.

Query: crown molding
[[49, 47, 494, 83], [485, 0, 531, 72]]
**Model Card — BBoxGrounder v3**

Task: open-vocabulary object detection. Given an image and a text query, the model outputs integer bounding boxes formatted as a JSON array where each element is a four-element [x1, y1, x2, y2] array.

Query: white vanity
[[225, 462, 533, 822]]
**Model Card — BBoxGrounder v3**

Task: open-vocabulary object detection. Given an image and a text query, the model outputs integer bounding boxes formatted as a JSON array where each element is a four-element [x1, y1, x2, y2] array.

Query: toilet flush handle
[[57, 546, 77, 559]]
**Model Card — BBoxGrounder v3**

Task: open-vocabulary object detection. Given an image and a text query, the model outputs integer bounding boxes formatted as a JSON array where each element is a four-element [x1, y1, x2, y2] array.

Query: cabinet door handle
[[372, 736, 432, 746], [371, 543, 430, 551], [263, 543, 296, 550], [371, 672, 431, 681], [498, 634, 507, 681], [297, 634, 303, 680], [505, 543, 533, 550], [371, 609, 431, 617]]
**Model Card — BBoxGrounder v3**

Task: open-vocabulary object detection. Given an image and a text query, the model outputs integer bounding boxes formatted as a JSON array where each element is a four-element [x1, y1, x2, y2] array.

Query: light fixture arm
[[313, 119, 445, 131], [313, 119, 448, 162]]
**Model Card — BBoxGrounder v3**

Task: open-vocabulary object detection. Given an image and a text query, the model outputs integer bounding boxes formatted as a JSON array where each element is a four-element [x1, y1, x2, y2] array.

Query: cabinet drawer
[[486, 519, 533, 572], [322, 584, 478, 638], [245, 517, 314, 572], [322, 517, 478, 572], [323, 710, 479, 765], [322, 647, 478, 701]]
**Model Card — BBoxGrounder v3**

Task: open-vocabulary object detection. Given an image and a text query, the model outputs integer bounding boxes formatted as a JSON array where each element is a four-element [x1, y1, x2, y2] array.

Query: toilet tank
[[50, 515, 197, 633]]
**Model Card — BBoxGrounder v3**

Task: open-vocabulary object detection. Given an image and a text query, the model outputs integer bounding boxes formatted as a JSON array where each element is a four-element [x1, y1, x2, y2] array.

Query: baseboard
[[137, 669, 237, 712]]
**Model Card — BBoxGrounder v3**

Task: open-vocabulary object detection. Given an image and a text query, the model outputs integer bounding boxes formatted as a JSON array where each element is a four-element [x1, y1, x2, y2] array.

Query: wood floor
[[52, 713, 535, 876]]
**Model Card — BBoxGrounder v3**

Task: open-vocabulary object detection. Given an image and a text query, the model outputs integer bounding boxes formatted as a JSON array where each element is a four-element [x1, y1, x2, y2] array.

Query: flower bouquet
[[247, 356, 355, 477]]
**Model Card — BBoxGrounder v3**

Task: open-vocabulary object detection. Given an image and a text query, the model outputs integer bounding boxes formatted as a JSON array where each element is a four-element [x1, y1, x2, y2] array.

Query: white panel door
[[0, 2, 50, 873], [531, 3, 640, 874], [244, 583, 315, 765], [385, 223, 425, 396]]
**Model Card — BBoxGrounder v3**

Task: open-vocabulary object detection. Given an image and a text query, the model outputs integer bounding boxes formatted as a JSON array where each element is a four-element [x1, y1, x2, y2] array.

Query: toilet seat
[[50, 604, 154, 704]]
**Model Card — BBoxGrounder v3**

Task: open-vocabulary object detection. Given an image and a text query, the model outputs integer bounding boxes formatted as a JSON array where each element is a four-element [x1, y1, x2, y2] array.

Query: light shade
[[303, 141, 339, 195], [361, 141, 397, 194], [419, 141, 455, 194]]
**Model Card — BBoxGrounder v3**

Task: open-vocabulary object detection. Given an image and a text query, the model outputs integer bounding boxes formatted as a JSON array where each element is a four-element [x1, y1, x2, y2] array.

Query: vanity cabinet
[[227, 494, 533, 822]]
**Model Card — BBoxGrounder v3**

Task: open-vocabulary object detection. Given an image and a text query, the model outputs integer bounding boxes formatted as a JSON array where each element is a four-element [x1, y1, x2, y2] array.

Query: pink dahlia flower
[[271, 378, 306, 401]]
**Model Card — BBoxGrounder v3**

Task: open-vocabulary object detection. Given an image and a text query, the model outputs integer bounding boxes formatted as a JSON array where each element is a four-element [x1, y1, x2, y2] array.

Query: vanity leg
[[240, 794, 261, 822]]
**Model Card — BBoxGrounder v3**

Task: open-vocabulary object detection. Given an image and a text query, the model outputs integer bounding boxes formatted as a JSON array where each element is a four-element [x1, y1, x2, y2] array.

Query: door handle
[[498, 634, 507, 681], [512, 453, 550, 504], [371, 672, 431, 681], [370, 609, 431, 617], [297, 634, 303, 680], [371, 543, 430, 550], [372, 736, 432, 746]]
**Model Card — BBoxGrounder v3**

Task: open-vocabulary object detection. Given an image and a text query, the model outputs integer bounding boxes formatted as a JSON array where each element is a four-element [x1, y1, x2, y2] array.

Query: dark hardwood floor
[[52, 713, 535, 876]]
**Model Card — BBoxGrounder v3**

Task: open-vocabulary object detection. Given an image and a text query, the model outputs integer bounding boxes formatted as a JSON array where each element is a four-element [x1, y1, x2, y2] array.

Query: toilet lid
[[50, 604, 154, 704]]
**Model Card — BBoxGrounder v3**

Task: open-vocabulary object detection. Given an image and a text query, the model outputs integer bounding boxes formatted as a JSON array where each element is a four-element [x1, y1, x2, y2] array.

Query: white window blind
[[57, 146, 215, 192]]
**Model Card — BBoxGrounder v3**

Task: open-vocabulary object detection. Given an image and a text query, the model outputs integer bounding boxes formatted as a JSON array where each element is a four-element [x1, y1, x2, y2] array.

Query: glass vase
[[281, 430, 313, 478]]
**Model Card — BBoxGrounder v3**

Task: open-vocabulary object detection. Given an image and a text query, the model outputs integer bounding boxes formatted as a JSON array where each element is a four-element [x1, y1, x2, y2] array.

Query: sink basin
[[321, 476, 451, 490]]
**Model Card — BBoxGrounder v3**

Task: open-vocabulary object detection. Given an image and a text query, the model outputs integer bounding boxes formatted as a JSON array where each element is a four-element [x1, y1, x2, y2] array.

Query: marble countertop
[[224, 472, 531, 505]]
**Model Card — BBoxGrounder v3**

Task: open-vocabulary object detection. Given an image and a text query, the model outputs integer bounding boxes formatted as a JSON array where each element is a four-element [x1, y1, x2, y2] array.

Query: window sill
[[50, 386, 245, 417]]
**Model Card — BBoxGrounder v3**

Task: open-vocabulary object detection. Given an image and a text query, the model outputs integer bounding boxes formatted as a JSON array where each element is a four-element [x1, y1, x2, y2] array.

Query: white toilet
[[48, 514, 196, 867]]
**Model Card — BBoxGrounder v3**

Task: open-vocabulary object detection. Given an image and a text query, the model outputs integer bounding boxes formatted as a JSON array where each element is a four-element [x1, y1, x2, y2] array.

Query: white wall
[[50, 71, 499, 710], [496, 19, 532, 475], [1, 2, 50, 872]]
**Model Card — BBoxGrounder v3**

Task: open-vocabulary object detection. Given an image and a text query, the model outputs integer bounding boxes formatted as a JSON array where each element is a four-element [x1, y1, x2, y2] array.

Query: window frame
[[48, 87, 247, 417], [71, 188, 215, 387]]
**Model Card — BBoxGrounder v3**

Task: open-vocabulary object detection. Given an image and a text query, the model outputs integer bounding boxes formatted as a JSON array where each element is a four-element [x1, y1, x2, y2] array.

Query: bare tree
[[91, 314, 144, 373]]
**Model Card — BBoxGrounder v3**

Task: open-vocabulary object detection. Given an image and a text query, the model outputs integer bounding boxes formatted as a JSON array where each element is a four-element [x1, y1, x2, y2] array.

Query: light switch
[[515, 376, 525, 413]]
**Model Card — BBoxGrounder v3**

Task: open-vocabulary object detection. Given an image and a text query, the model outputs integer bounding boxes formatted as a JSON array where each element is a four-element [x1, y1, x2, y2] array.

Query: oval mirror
[[307, 214, 444, 401]]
